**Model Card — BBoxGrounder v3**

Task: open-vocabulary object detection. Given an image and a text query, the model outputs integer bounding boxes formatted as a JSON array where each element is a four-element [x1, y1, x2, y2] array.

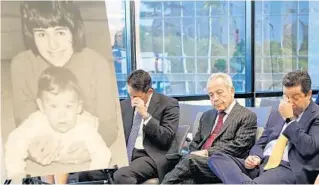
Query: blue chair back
[[246, 106, 272, 127]]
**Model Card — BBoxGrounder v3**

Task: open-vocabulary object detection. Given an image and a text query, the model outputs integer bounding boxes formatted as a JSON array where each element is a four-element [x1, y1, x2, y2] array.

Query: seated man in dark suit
[[79, 69, 180, 184], [208, 71, 319, 184], [161, 73, 257, 184], [113, 69, 179, 184]]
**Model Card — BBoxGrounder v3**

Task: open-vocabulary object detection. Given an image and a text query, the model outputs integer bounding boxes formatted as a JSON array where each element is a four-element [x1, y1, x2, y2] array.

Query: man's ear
[[307, 90, 312, 100], [77, 100, 83, 114], [147, 88, 154, 95], [230, 87, 235, 94], [36, 98, 44, 112]]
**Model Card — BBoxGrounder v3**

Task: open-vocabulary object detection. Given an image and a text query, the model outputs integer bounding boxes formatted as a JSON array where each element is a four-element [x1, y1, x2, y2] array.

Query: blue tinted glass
[[138, 0, 247, 95]]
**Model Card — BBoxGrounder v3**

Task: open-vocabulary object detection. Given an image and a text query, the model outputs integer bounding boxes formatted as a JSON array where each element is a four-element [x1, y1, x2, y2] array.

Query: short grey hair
[[207, 73, 234, 88]]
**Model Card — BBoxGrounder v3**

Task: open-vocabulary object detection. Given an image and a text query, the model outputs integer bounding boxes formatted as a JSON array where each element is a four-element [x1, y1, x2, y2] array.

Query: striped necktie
[[126, 112, 143, 162]]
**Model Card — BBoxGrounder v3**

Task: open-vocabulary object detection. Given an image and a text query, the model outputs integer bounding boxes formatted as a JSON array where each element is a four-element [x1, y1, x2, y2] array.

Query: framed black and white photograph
[[1, 0, 128, 180]]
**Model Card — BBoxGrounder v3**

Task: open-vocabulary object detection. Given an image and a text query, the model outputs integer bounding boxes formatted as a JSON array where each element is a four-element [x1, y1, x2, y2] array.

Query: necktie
[[126, 112, 143, 162], [202, 111, 226, 150], [263, 134, 288, 170]]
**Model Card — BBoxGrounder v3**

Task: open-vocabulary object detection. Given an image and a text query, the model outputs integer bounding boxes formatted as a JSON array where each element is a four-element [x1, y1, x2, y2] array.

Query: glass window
[[255, 1, 319, 92], [106, 1, 129, 98], [137, 1, 247, 96]]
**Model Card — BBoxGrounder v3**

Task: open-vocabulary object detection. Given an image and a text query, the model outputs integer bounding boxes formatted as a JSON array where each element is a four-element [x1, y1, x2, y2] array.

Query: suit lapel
[[202, 110, 218, 143], [296, 101, 316, 129], [147, 91, 160, 115], [125, 103, 134, 142], [121, 100, 135, 143], [275, 112, 286, 138], [214, 102, 241, 141]]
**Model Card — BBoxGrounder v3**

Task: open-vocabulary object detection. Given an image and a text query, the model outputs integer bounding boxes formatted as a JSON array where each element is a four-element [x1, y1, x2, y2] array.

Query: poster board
[[1, 0, 128, 180]]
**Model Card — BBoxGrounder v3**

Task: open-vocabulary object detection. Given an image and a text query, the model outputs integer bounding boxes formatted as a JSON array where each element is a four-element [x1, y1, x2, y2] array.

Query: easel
[[75, 165, 118, 184], [3, 174, 51, 185], [3, 165, 118, 185]]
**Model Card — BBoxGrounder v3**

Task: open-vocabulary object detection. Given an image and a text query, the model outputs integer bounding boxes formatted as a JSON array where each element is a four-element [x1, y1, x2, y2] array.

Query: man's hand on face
[[279, 98, 294, 119], [28, 135, 62, 165], [244, 155, 261, 169], [190, 150, 208, 157], [131, 97, 148, 119]]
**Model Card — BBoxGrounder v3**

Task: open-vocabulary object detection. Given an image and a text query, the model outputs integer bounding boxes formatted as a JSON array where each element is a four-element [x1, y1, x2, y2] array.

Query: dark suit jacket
[[120, 91, 179, 182], [189, 102, 257, 158], [316, 91, 319, 105], [250, 101, 319, 184]]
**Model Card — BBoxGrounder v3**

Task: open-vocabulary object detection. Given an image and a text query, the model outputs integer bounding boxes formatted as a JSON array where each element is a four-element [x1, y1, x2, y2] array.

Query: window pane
[[140, 18, 163, 53], [106, 1, 129, 98], [140, 1, 162, 17], [230, 1, 245, 16], [138, 1, 247, 96], [254, 0, 319, 92], [308, 2, 319, 89], [262, 1, 297, 15], [196, 1, 228, 16]]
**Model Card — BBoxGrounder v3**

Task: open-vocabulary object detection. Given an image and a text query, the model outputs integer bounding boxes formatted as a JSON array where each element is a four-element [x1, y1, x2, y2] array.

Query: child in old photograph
[[4, 67, 111, 179]]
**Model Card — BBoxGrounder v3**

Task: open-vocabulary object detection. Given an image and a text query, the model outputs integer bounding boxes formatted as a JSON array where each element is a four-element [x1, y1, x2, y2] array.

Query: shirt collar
[[296, 111, 304, 121], [222, 100, 236, 115], [145, 92, 153, 108]]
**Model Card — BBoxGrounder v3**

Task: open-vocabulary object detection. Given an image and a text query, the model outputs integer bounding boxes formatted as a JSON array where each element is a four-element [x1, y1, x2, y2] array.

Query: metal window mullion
[[127, 0, 136, 71]]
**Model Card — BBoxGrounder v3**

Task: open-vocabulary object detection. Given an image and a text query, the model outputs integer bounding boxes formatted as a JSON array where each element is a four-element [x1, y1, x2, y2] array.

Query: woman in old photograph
[[9, 1, 119, 183]]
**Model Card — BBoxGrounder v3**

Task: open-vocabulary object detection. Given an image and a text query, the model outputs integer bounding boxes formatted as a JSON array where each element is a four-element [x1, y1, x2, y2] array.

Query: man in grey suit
[[161, 73, 257, 184]]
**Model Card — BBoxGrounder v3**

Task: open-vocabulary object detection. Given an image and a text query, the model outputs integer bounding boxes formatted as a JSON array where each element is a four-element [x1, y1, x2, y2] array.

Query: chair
[[260, 98, 280, 111], [192, 112, 203, 138], [179, 103, 211, 131], [256, 127, 264, 141], [142, 125, 190, 184], [246, 106, 272, 127], [246, 107, 272, 142]]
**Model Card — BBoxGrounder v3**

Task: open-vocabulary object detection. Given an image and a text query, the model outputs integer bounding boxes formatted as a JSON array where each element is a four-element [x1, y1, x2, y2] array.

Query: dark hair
[[21, 1, 86, 55], [282, 70, 311, 95], [37, 67, 82, 99], [126, 69, 152, 93]]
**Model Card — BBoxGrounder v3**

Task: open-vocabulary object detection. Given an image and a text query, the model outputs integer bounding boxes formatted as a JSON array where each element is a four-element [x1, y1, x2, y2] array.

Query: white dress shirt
[[134, 93, 153, 149], [263, 112, 304, 162]]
